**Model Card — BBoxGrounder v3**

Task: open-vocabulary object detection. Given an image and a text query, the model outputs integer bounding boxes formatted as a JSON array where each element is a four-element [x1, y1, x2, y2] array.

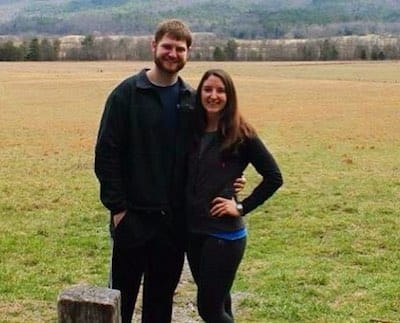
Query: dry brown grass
[[2, 61, 398, 152]]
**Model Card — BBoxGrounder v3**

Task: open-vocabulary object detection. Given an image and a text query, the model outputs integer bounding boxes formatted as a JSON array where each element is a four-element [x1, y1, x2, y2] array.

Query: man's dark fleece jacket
[[95, 69, 195, 243]]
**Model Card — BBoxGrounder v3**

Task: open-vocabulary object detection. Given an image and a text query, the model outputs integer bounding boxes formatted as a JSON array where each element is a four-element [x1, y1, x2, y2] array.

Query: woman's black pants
[[187, 233, 246, 323]]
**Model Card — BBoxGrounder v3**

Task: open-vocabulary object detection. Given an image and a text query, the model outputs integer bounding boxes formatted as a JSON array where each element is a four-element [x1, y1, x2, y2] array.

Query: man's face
[[152, 34, 189, 75]]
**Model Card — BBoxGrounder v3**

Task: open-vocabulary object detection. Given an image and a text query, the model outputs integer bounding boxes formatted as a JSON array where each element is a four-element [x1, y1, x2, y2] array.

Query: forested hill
[[1, 0, 400, 38]]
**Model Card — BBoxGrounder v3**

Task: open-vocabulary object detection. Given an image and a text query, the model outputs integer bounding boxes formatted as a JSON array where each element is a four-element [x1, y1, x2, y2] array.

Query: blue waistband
[[209, 227, 247, 241]]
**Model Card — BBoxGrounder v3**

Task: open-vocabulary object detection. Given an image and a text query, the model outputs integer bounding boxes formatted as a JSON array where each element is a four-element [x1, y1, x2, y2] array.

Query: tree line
[[0, 38, 60, 61], [1, 34, 400, 61]]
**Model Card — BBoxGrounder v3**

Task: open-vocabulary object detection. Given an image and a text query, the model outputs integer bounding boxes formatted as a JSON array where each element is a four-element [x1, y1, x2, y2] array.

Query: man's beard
[[154, 55, 186, 75]]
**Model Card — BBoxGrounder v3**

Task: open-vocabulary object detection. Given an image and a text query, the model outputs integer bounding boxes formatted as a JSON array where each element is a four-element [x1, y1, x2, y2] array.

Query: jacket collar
[[136, 68, 193, 94]]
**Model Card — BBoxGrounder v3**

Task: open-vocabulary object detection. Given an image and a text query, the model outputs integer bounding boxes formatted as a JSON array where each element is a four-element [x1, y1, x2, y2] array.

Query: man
[[95, 19, 195, 323]]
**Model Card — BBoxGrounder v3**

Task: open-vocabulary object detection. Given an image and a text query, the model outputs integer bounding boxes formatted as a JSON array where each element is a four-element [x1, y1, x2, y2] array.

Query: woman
[[186, 69, 283, 323]]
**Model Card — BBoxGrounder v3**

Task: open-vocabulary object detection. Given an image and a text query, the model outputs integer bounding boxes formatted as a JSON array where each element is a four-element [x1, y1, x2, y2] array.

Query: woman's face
[[201, 75, 227, 117]]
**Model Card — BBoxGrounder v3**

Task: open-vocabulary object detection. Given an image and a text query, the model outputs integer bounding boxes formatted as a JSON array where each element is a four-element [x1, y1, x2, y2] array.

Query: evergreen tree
[[213, 46, 225, 61], [320, 39, 338, 60], [0, 41, 24, 61], [224, 39, 238, 61], [26, 38, 41, 61], [53, 39, 61, 59], [80, 35, 97, 60]]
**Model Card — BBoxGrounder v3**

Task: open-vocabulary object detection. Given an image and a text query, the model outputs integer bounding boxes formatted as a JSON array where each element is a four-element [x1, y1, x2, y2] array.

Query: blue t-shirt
[[153, 81, 180, 132], [151, 81, 181, 191]]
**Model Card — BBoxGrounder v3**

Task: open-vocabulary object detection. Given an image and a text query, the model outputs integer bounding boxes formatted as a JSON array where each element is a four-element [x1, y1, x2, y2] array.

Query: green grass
[[0, 150, 109, 321], [234, 132, 399, 321], [0, 61, 399, 322]]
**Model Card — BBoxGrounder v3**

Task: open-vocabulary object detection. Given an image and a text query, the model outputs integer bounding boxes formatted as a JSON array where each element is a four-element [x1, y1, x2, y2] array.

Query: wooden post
[[57, 285, 121, 323]]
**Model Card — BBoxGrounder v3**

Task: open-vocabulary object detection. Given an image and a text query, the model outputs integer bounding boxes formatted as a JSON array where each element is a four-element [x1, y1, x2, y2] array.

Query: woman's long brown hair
[[195, 69, 255, 152]]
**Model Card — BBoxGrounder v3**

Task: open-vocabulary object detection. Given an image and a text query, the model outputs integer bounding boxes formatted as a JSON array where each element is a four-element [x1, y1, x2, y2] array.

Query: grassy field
[[0, 61, 399, 322]]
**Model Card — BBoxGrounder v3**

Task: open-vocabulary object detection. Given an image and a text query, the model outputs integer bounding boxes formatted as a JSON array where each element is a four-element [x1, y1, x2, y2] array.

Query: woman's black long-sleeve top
[[186, 132, 283, 235]]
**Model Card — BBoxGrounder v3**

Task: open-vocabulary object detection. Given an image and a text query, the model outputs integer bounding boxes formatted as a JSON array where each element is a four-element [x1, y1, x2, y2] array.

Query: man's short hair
[[154, 19, 192, 48]]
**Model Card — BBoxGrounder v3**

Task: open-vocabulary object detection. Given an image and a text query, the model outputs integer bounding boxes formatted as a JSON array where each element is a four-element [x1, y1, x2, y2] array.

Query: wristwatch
[[236, 202, 244, 216]]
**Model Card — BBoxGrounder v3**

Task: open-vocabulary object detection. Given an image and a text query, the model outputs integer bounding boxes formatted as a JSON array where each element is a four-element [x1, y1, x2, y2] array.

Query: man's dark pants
[[110, 210, 185, 323]]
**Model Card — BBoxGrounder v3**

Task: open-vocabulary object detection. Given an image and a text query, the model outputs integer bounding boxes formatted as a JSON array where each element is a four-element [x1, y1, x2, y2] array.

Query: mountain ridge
[[1, 0, 400, 38]]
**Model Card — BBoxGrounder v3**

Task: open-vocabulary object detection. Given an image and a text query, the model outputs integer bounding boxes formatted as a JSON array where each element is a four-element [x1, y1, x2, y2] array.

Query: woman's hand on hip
[[210, 197, 241, 217]]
